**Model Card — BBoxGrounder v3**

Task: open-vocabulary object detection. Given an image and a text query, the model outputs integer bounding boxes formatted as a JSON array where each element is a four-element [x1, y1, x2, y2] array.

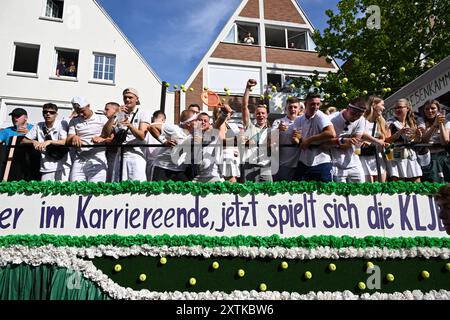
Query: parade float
[[0, 180, 449, 300]]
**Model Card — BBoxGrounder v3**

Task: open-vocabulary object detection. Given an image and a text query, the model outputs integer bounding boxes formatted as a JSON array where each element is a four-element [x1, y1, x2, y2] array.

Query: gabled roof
[[184, 0, 338, 88]]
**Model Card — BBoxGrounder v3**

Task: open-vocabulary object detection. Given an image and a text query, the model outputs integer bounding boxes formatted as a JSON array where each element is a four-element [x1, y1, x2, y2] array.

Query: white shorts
[[41, 167, 70, 182], [70, 155, 107, 182], [332, 165, 364, 183]]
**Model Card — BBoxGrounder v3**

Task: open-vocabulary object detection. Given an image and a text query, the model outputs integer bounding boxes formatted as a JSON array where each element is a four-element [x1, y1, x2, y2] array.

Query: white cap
[[71, 96, 89, 108]]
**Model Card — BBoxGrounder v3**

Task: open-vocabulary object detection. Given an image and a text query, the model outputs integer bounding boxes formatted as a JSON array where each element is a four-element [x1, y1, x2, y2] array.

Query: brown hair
[[422, 100, 442, 127]]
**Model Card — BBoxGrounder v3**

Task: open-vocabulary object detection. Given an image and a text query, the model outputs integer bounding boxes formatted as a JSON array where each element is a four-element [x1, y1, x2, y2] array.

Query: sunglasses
[[344, 120, 350, 131], [43, 110, 57, 115]]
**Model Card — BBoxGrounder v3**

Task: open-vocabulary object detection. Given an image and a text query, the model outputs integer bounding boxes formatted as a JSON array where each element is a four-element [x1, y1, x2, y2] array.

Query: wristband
[[158, 136, 167, 144], [338, 137, 345, 145]]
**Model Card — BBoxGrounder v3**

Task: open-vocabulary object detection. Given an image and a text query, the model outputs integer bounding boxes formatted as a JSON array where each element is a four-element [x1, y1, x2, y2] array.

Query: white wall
[[0, 0, 174, 127]]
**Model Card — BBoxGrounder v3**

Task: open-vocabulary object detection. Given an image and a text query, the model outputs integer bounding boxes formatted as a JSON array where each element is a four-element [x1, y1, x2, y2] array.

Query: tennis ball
[[341, 93, 347, 98], [259, 283, 267, 292], [386, 274, 395, 282], [203, 86, 209, 91], [328, 263, 337, 271], [382, 88, 388, 93], [399, 67, 406, 73], [224, 87, 229, 92], [421, 270, 430, 279], [342, 77, 348, 84], [445, 263, 450, 271], [160, 257, 167, 265], [173, 85, 178, 90], [362, 90, 368, 95], [281, 261, 288, 270], [260, 95, 265, 100], [272, 85, 277, 92], [139, 274, 147, 282], [324, 93, 331, 99], [370, 73, 376, 79], [165, 82, 170, 88], [304, 271, 312, 279], [386, 87, 391, 92], [358, 282, 366, 290], [290, 84, 296, 89], [212, 261, 220, 270], [189, 277, 197, 286], [189, 87, 194, 92], [315, 81, 322, 87], [237, 269, 245, 277], [366, 261, 375, 269], [268, 95, 272, 100], [114, 264, 122, 272], [226, 91, 231, 96]]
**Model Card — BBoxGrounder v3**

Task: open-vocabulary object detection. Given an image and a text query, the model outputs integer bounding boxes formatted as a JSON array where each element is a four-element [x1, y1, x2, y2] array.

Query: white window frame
[[265, 25, 309, 50], [41, 0, 64, 22], [91, 53, 116, 84], [9, 42, 40, 77]]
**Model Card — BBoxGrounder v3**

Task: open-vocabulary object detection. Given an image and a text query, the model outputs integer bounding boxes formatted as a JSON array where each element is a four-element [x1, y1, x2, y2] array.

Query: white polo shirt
[[294, 110, 332, 166], [25, 120, 70, 173], [272, 116, 300, 168], [68, 113, 108, 158], [329, 111, 365, 169], [122, 108, 152, 157], [153, 123, 189, 172]]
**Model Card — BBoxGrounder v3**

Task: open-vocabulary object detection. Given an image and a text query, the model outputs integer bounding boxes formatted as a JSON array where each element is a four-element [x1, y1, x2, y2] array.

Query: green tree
[[294, 0, 450, 108]]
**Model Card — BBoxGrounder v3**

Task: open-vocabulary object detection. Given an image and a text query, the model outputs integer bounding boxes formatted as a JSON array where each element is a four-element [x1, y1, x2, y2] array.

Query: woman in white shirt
[[417, 100, 450, 182]]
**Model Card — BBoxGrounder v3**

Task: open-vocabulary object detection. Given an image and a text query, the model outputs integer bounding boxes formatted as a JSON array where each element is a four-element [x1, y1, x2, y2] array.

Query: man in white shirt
[[22, 103, 70, 181], [328, 99, 367, 182], [67, 97, 109, 182], [293, 93, 336, 182], [272, 97, 303, 181], [104, 88, 151, 181], [241, 79, 272, 182], [145, 110, 166, 180]]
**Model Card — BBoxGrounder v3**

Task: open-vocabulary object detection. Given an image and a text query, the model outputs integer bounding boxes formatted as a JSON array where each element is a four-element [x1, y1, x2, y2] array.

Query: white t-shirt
[[329, 112, 365, 169], [193, 129, 222, 179], [25, 120, 70, 173], [121, 108, 152, 157], [153, 123, 189, 171], [294, 110, 332, 166], [243, 122, 270, 166], [272, 116, 300, 168], [68, 113, 108, 158]]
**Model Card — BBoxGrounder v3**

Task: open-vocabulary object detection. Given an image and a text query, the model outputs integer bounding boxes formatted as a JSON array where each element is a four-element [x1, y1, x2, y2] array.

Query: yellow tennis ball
[[260, 95, 265, 100], [160, 257, 167, 265], [268, 95, 273, 100], [314, 81, 322, 87], [212, 261, 220, 270], [446, 263, 450, 271], [165, 82, 170, 87], [173, 85, 178, 89], [421, 270, 430, 279], [272, 85, 277, 91], [290, 84, 296, 89], [342, 77, 348, 84], [189, 87, 194, 92], [358, 282, 366, 290], [226, 91, 231, 96], [304, 271, 312, 279], [203, 86, 209, 91], [370, 73, 376, 79], [366, 261, 375, 269], [328, 263, 337, 271], [324, 93, 331, 99], [139, 274, 147, 282], [386, 274, 395, 282], [114, 264, 122, 272], [189, 277, 197, 286], [237, 269, 245, 277], [362, 90, 368, 95], [259, 283, 267, 292], [341, 93, 347, 98], [281, 261, 289, 270], [399, 67, 406, 73]]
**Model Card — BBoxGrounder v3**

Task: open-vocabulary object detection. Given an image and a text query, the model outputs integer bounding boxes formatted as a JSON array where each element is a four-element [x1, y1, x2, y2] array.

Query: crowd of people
[[0, 79, 449, 184]]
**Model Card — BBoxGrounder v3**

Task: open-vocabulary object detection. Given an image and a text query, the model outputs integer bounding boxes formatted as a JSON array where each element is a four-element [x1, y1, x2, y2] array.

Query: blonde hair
[[365, 96, 387, 137], [395, 98, 416, 128]]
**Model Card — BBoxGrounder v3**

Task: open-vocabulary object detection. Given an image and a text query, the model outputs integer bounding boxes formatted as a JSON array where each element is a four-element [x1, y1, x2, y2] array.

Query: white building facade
[[0, 0, 173, 128]]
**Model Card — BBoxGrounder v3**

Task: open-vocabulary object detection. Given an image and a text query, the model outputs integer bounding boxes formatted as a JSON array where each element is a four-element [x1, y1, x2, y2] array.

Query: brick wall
[[239, 0, 259, 18], [266, 47, 333, 68], [211, 43, 261, 61], [185, 69, 204, 109], [264, 0, 305, 24]]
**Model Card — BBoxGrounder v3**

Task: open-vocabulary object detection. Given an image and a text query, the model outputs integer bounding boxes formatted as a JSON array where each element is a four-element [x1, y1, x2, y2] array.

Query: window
[[55, 48, 79, 77], [266, 26, 308, 50], [93, 54, 116, 82], [267, 74, 283, 92], [223, 23, 259, 45], [13, 43, 40, 74], [207, 64, 261, 95], [287, 30, 307, 50], [45, 0, 64, 19]]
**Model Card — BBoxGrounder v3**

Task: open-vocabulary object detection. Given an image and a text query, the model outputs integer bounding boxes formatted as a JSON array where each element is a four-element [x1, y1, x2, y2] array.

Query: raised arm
[[242, 79, 257, 128]]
